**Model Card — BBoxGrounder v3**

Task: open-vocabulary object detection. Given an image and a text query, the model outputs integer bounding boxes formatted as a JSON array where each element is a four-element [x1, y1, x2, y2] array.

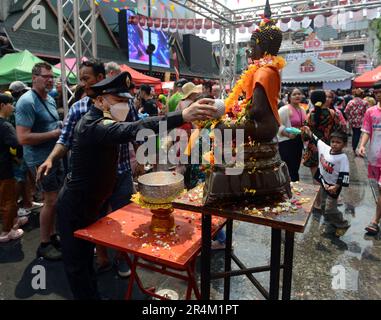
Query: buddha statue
[[202, 0, 292, 205]]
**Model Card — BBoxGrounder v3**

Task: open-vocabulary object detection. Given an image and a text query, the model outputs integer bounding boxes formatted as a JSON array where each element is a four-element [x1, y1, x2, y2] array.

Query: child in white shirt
[[304, 128, 350, 234]]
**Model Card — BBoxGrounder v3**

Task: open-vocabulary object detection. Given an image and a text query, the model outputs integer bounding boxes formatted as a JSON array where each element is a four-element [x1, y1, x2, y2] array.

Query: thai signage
[[285, 50, 342, 62]]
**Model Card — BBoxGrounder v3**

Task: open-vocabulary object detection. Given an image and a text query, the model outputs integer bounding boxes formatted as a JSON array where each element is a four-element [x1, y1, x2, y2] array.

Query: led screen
[[127, 11, 170, 68]]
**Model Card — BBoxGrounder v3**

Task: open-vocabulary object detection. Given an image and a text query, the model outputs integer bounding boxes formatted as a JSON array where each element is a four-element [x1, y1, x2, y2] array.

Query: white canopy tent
[[281, 58, 354, 89]]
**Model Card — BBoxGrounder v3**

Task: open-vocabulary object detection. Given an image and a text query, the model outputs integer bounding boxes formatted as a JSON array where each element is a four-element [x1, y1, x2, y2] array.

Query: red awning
[[353, 66, 381, 88], [120, 64, 162, 92]]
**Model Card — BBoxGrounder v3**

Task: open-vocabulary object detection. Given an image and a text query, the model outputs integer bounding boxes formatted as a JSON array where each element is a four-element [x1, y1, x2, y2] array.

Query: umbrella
[[353, 66, 381, 88], [0, 50, 77, 85]]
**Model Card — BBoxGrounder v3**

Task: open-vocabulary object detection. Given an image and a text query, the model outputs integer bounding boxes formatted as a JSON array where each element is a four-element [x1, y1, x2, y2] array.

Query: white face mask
[[109, 102, 130, 122]]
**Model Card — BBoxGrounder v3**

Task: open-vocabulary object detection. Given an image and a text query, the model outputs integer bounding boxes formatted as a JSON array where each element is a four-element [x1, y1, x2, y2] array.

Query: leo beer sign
[[303, 33, 324, 51], [300, 59, 315, 73]]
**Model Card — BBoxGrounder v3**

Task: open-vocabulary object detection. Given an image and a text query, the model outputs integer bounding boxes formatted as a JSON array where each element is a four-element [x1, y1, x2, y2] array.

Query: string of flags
[[93, 0, 175, 14], [94, 0, 380, 33]]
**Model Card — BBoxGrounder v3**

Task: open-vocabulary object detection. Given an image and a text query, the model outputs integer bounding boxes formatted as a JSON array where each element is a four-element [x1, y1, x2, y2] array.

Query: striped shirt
[[57, 96, 138, 175]]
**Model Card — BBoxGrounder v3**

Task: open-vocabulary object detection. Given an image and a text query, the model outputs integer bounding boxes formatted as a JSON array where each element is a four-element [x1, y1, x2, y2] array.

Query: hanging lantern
[[154, 18, 161, 29], [204, 19, 213, 30], [244, 20, 253, 28], [169, 18, 178, 30], [323, 11, 332, 17], [214, 22, 221, 29], [162, 18, 169, 29], [195, 19, 203, 30], [281, 18, 290, 23], [302, 17, 312, 29], [279, 21, 289, 32], [293, 16, 304, 22], [139, 16, 146, 28], [314, 14, 325, 28], [237, 24, 245, 33], [128, 15, 138, 25], [178, 19, 185, 29], [186, 19, 195, 30], [147, 17, 153, 28]]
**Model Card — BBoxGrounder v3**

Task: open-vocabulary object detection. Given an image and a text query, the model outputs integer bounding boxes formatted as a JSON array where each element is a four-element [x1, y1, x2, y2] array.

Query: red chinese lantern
[[139, 16, 146, 27], [128, 15, 138, 25], [195, 19, 203, 30], [323, 11, 332, 17], [170, 18, 177, 29], [293, 16, 304, 22], [162, 18, 169, 28], [186, 19, 195, 30], [204, 19, 213, 30], [147, 17, 153, 28], [178, 19, 185, 29]]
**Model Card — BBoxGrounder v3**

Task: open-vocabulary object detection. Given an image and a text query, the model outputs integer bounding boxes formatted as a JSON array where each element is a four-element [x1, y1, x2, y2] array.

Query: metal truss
[[219, 21, 236, 98], [169, 0, 234, 26], [169, 0, 380, 90], [170, 1, 381, 26], [57, 0, 97, 116], [234, 0, 381, 25]]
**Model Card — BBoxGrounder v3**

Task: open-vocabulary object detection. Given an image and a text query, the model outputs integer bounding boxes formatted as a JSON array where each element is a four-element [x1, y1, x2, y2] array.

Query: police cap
[[91, 71, 133, 98]]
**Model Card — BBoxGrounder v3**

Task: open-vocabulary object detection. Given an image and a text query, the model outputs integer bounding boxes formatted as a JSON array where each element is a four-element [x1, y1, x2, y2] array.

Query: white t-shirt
[[317, 140, 350, 186]]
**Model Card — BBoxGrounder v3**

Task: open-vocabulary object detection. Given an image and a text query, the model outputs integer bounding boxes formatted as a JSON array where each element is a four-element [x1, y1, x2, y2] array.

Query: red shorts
[[368, 165, 381, 186]]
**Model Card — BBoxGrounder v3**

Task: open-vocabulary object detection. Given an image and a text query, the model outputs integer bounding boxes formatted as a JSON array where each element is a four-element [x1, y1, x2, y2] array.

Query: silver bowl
[[138, 171, 184, 204]]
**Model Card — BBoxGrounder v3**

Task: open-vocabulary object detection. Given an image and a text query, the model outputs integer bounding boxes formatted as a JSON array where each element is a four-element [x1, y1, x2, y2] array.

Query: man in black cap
[[56, 71, 217, 299]]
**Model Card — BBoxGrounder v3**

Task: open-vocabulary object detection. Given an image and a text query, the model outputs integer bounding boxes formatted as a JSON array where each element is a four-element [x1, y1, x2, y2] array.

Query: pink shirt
[[362, 104, 381, 167], [289, 105, 306, 128]]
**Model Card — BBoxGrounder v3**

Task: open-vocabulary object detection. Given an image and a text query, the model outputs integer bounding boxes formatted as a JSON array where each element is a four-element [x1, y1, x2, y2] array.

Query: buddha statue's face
[[248, 41, 265, 62]]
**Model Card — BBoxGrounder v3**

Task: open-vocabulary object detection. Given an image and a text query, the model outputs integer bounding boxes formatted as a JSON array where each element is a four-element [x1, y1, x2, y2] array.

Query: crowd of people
[[0, 55, 381, 299], [276, 85, 381, 236]]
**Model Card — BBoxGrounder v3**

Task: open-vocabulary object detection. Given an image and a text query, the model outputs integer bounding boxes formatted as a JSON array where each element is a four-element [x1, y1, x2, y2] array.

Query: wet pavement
[[1, 146, 380, 300]]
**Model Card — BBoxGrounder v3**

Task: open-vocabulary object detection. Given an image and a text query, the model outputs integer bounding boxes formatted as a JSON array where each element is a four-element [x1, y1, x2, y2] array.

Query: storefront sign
[[300, 59, 316, 72], [285, 50, 342, 62], [303, 33, 324, 51]]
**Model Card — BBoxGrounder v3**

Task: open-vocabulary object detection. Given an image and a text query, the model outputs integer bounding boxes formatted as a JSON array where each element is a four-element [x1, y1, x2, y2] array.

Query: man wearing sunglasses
[[15, 62, 63, 261]]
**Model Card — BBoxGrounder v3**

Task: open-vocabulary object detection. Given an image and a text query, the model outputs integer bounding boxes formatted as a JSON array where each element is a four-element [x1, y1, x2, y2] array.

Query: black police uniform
[[56, 73, 184, 299]]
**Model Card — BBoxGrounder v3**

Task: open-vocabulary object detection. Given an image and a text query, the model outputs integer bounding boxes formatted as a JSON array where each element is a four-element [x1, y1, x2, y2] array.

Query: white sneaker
[[17, 208, 31, 217], [30, 201, 44, 210]]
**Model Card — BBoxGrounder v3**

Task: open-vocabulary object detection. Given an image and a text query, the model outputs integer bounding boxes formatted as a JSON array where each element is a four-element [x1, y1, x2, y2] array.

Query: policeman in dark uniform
[[56, 71, 217, 299]]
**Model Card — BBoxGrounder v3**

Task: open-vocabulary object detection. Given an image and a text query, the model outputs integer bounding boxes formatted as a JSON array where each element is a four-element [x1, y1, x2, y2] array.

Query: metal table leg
[[282, 231, 295, 300], [201, 213, 212, 300], [223, 218, 233, 300], [269, 228, 281, 300]]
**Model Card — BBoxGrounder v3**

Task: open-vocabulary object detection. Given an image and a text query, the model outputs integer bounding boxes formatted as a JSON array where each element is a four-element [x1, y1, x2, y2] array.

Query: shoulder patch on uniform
[[103, 119, 116, 126]]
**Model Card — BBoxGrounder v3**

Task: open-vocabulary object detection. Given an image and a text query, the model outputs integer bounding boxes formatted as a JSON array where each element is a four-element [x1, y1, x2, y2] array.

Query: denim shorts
[[29, 160, 65, 193], [13, 160, 28, 183]]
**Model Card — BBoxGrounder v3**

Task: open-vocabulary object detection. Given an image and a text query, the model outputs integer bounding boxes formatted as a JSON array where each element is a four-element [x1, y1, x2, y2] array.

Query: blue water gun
[[284, 127, 301, 135], [138, 113, 149, 120]]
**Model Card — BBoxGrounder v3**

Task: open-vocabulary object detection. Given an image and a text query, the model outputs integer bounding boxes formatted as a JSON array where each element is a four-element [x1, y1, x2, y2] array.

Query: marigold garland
[[224, 55, 286, 115]]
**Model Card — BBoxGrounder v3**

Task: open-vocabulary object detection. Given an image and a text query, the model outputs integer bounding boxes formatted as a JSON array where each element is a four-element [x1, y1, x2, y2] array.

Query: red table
[[74, 203, 225, 300]]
